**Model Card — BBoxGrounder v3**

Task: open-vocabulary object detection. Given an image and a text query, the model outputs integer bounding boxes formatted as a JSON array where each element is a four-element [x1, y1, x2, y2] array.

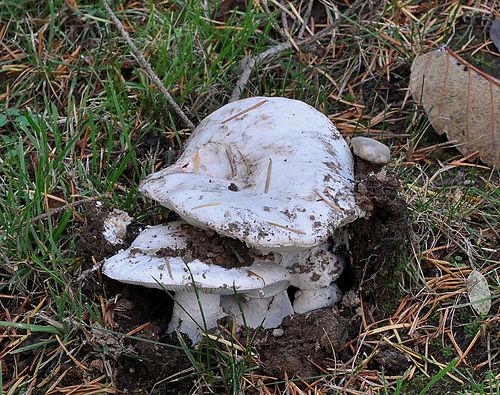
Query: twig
[[298, 0, 314, 39], [229, 0, 363, 102], [101, 0, 195, 130]]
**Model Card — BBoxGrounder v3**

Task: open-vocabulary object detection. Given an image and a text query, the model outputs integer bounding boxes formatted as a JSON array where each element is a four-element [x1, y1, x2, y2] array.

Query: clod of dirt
[[114, 332, 192, 394], [349, 168, 410, 302], [76, 202, 136, 262], [91, 284, 193, 394], [245, 308, 349, 378], [372, 346, 411, 372], [156, 222, 254, 269]]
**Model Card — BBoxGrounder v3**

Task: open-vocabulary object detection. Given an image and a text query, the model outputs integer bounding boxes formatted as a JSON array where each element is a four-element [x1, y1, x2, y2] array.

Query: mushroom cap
[[102, 224, 291, 297], [140, 97, 359, 250]]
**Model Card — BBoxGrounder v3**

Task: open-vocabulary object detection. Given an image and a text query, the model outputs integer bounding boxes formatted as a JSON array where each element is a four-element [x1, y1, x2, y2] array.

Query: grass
[[1, 0, 499, 393]]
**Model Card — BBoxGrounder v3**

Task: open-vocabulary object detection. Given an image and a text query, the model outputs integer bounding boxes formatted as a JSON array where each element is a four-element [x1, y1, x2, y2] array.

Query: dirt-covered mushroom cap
[[140, 97, 359, 251], [103, 224, 293, 342], [103, 225, 291, 295]]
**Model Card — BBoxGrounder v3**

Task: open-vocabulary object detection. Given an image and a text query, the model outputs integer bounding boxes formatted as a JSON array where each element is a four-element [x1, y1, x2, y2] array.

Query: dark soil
[[349, 161, 411, 302], [114, 332, 193, 395], [88, 282, 193, 394], [156, 222, 254, 269], [243, 307, 350, 378]]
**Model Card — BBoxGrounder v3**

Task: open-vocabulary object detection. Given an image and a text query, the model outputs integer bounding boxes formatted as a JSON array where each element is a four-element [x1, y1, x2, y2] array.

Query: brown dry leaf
[[410, 48, 500, 167]]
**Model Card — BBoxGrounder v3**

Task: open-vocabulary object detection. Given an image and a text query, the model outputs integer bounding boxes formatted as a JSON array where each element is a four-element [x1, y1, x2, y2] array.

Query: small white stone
[[342, 290, 360, 307], [272, 328, 284, 337], [350, 137, 390, 165]]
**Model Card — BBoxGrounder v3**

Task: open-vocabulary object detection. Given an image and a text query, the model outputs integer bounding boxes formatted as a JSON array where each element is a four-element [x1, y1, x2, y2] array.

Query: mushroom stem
[[293, 283, 342, 314], [168, 291, 225, 343], [221, 291, 293, 329]]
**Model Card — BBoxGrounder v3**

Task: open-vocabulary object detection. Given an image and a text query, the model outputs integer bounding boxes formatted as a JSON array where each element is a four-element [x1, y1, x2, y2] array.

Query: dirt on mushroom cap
[[155, 222, 255, 269]]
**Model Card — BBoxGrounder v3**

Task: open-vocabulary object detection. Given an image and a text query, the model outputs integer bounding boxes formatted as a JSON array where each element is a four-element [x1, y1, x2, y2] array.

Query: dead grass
[[0, 0, 498, 394]]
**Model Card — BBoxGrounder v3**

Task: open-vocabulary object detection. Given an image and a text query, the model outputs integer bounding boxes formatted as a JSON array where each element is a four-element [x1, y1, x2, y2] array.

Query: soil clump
[[156, 222, 254, 269], [243, 307, 350, 378], [349, 163, 411, 302]]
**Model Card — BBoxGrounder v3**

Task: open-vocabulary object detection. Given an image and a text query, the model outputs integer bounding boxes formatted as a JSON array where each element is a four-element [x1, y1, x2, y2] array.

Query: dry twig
[[229, 0, 364, 102], [30, 194, 111, 223], [101, 0, 195, 130]]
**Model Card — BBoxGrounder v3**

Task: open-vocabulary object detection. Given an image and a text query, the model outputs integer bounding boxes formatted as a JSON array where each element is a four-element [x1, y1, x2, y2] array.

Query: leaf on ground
[[410, 48, 500, 167], [466, 269, 491, 316], [490, 17, 500, 52]]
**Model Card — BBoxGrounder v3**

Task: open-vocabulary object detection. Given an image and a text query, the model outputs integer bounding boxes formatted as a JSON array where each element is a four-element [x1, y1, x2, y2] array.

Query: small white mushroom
[[350, 136, 391, 165], [102, 223, 291, 342], [280, 243, 345, 290], [102, 209, 132, 245]]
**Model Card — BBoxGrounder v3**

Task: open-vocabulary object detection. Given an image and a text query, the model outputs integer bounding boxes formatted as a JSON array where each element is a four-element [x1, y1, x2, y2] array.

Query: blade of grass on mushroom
[[315, 190, 341, 213], [265, 158, 272, 193], [220, 99, 269, 124], [192, 202, 223, 210], [266, 222, 305, 234]]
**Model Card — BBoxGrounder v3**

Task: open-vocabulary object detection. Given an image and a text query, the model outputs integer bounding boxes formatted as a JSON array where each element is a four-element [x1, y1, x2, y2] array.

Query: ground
[[0, 1, 498, 394]]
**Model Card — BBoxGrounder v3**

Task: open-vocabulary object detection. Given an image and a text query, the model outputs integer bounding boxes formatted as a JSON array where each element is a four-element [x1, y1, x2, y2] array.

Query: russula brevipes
[[139, 97, 359, 249], [104, 97, 362, 341], [103, 222, 292, 342]]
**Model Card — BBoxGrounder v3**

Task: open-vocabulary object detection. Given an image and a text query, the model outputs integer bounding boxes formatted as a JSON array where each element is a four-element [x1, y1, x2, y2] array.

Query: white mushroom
[[279, 242, 345, 314], [281, 242, 345, 289], [139, 97, 362, 316], [102, 223, 291, 342], [350, 136, 391, 165], [293, 283, 342, 314], [140, 97, 359, 250]]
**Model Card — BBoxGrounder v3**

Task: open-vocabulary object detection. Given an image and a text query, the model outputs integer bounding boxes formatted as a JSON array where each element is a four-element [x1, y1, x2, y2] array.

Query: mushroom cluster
[[103, 97, 364, 342]]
